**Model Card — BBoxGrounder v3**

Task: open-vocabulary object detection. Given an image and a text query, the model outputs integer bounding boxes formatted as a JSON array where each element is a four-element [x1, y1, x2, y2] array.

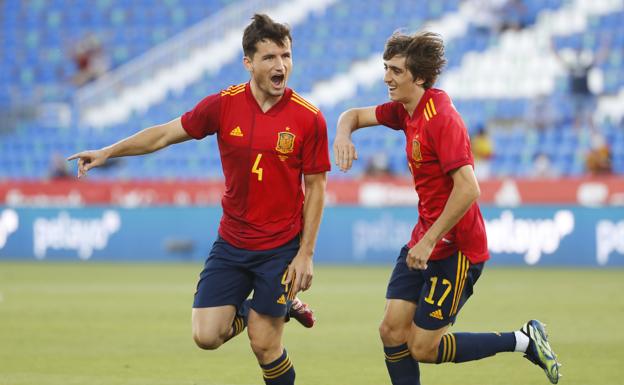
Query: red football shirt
[[181, 83, 330, 250], [375, 88, 489, 263]]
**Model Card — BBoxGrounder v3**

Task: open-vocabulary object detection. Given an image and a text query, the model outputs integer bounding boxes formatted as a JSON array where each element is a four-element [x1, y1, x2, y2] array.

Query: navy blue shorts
[[386, 246, 484, 330], [193, 235, 299, 318]]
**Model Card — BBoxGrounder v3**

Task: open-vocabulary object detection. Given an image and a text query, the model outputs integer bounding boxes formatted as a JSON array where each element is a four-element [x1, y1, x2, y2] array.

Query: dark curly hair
[[242, 14, 292, 57], [383, 31, 447, 89]]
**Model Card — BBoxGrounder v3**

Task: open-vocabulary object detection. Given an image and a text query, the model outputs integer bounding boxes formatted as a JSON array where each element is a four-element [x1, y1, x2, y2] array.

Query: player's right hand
[[332, 135, 358, 172], [67, 149, 109, 178]]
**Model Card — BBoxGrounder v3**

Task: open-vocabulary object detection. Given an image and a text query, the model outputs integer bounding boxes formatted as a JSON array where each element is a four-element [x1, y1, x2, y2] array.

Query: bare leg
[[248, 309, 295, 384], [191, 305, 237, 350], [379, 299, 421, 385]]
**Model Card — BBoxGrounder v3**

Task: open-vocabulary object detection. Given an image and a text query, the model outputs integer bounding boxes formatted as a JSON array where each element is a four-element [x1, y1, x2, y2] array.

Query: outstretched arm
[[286, 172, 327, 295], [333, 106, 379, 172], [67, 117, 192, 178]]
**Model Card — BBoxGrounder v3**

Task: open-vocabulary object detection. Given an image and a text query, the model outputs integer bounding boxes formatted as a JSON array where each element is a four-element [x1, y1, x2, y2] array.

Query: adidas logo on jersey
[[429, 309, 444, 320], [230, 126, 243, 137], [276, 294, 286, 304]]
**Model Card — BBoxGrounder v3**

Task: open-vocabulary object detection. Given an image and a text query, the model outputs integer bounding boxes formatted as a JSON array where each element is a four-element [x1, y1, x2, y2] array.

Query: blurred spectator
[[525, 93, 560, 131], [471, 126, 494, 180], [552, 36, 610, 129], [499, 0, 528, 32], [364, 152, 394, 177], [585, 130, 612, 175], [531, 152, 559, 178], [71, 34, 110, 86], [468, 0, 526, 34], [469, 0, 508, 34], [49, 153, 71, 179]]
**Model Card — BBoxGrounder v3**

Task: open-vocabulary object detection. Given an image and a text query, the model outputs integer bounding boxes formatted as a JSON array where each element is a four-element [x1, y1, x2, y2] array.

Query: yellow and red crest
[[412, 139, 422, 162], [276, 130, 295, 154]]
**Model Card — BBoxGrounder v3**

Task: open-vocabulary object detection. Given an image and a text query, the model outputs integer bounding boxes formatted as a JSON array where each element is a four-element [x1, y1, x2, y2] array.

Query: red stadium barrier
[[1, 177, 624, 206]]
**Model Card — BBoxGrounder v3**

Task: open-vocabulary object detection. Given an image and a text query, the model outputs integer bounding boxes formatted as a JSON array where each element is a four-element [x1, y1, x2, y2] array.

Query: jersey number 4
[[252, 154, 263, 181]]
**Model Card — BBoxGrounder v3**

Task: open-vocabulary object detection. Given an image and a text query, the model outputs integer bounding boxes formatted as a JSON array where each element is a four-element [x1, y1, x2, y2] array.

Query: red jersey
[[375, 88, 489, 264], [181, 83, 330, 250]]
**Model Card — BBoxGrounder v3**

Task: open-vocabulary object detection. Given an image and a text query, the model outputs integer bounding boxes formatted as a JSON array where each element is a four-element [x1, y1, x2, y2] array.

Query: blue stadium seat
[[2, 0, 624, 179]]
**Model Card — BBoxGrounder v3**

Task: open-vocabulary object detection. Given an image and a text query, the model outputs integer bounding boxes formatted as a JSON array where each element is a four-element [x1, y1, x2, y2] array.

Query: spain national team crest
[[276, 130, 295, 154], [412, 139, 423, 163]]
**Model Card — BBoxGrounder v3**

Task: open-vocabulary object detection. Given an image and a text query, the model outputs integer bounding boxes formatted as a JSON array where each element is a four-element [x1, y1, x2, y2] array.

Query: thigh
[[386, 246, 427, 302], [413, 251, 484, 330], [250, 238, 299, 318], [380, 298, 418, 345], [383, 299, 417, 329], [193, 237, 254, 309], [192, 305, 237, 337]]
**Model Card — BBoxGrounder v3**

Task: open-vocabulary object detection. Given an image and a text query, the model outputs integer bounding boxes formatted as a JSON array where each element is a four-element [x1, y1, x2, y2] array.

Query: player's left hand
[[332, 135, 358, 172], [285, 252, 314, 295], [406, 239, 434, 270]]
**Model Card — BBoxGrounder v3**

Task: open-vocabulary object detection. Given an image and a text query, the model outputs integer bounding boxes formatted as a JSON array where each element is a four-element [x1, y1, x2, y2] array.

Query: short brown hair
[[242, 14, 292, 58], [383, 31, 446, 89]]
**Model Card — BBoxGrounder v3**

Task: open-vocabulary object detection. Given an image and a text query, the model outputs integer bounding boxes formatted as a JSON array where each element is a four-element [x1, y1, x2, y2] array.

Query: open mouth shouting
[[271, 74, 285, 89]]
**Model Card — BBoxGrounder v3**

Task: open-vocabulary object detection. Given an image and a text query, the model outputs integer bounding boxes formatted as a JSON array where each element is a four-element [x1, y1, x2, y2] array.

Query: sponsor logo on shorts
[[429, 309, 444, 320]]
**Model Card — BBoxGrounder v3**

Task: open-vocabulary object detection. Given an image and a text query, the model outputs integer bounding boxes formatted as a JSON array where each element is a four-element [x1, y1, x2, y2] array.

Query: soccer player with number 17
[[333, 31, 561, 385]]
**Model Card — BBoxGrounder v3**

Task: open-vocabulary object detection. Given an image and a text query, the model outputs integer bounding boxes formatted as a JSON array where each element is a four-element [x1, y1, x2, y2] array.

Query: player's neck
[[249, 79, 283, 113], [402, 87, 426, 117]]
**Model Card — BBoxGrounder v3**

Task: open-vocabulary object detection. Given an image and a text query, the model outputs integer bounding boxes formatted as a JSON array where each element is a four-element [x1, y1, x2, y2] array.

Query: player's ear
[[243, 55, 253, 72], [414, 77, 425, 86]]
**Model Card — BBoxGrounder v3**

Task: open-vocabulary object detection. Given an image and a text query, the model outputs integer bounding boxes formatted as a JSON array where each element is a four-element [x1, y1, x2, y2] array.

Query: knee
[[192, 328, 227, 350], [409, 340, 439, 363], [379, 320, 409, 346]]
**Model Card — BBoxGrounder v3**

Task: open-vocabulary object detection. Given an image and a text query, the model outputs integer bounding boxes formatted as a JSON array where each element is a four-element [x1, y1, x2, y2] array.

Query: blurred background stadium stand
[[1, 0, 622, 180], [1, 0, 623, 264]]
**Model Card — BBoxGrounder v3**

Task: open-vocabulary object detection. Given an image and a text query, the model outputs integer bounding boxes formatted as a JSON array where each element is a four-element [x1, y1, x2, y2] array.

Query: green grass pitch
[[0, 262, 622, 385]]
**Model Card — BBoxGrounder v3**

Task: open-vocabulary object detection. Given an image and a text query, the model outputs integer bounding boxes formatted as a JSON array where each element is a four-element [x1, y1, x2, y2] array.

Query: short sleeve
[[302, 112, 331, 174], [375, 102, 406, 131], [431, 112, 474, 174], [180, 93, 222, 139]]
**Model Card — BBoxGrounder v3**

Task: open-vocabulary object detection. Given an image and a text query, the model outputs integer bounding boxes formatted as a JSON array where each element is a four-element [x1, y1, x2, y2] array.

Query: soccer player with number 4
[[68, 14, 329, 385], [333, 31, 561, 385]]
